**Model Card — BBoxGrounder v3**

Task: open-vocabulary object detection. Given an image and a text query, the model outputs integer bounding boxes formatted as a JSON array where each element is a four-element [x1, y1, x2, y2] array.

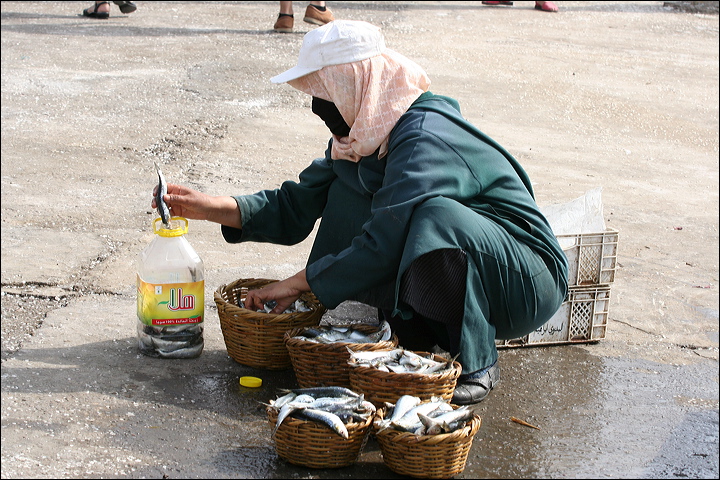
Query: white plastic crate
[[497, 285, 611, 348], [558, 228, 618, 287]]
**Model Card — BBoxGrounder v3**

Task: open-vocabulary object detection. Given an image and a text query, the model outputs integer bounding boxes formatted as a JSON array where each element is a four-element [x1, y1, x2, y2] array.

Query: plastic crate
[[558, 228, 618, 286], [497, 285, 611, 348]]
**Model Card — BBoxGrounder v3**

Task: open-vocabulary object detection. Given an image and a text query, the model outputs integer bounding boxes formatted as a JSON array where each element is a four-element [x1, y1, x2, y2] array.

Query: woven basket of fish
[[283, 320, 399, 388], [347, 348, 462, 408], [373, 395, 482, 479], [266, 386, 376, 469], [214, 278, 326, 370]]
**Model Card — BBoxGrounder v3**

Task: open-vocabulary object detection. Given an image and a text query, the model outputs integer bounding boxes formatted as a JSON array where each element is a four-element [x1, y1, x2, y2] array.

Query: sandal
[[451, 362, 500, 405], [112, 1, 137, 14], [83, 1, 110, 19], [535, 1, 559, 12]]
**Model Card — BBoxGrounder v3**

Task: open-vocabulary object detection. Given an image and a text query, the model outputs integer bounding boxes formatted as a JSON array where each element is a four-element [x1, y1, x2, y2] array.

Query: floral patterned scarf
[[288, 49, 431, 162]]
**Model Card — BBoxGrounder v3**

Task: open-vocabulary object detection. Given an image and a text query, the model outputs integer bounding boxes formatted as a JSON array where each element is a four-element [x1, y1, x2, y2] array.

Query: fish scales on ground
[[293, 320, 392, 344], [348, 346, 455, 374], [269, 387, 375, 438], [378, 395, 473, 435]]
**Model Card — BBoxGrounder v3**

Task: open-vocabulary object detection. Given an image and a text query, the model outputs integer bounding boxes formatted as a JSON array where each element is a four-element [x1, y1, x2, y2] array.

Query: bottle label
[[137, 275, 204, 326]]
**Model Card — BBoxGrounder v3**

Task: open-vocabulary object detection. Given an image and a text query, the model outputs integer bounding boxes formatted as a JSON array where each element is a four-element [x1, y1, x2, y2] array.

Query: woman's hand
[[152, 183, 241, 228], [245, 270, 311, 314]]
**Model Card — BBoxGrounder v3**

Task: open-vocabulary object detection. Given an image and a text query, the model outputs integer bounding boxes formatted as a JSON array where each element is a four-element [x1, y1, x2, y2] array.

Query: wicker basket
[[214, 278, 326, 370], [373, 405, 482, 479], [348, 352, 462, 407], [284, 324, 399, 388], [267, 405, 373, 468]]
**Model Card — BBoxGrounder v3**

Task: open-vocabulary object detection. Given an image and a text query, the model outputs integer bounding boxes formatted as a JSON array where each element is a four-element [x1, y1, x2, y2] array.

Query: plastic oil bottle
[[136, 217, 205, 358]]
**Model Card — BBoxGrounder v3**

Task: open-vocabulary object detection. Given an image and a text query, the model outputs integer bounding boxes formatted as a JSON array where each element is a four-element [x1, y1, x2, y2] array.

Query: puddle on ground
[[129, 345, 718, 478]]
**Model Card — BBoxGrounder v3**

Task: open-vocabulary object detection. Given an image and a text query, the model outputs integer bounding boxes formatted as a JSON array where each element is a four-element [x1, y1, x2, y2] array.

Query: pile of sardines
[[268, 386, 376, 439], [347, 346, 455, 374], [291, 320, 392, 344], [239, 298, 312, 314], [377, 395, 475, 435]]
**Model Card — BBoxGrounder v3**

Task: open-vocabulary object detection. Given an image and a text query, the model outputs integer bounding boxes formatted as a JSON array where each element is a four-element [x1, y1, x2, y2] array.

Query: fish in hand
[[154, 162, 171, 228]]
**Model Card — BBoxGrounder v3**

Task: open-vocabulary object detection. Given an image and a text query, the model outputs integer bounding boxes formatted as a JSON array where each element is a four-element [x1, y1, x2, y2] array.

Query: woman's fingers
[[244, 282, 300, 314]]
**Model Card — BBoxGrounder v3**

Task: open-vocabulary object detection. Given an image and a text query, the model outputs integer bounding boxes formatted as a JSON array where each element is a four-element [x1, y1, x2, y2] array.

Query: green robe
[[222, 92, 568, 371]]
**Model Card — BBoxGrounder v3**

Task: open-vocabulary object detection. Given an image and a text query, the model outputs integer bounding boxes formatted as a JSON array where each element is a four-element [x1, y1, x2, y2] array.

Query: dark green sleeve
[[221, 155, 335, 245]]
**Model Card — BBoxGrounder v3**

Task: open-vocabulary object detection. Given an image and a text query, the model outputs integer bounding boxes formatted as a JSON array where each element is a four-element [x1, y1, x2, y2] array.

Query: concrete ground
[[1, 1, 718, 478]]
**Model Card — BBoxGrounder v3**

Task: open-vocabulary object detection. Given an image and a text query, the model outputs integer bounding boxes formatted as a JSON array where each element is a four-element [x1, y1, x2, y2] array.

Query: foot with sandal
[[274, 2, 334, 33], [481, 1, 559, 12], [82, 1, 137, 20]]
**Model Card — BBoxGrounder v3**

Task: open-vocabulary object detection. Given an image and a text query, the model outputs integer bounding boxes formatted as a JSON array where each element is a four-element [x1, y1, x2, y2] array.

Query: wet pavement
[[2, 295, 717, 478], [1, 1, 718, 478]]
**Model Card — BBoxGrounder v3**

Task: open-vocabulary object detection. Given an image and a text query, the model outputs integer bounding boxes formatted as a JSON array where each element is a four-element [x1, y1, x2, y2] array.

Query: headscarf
[[288, 49, 431, 162]]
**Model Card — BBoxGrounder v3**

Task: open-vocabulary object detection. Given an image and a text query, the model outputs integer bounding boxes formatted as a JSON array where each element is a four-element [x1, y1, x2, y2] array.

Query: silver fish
[[390, 400, 453, 432], [418, 407, 475, 435], [377, 394, 422, 431], [154, 161, 171, 228], [388, 395, 422, 423], [399, 350, 430, 369], [310, 329, 353, 343], [364, 320, 392, 343], [333, 404, 375, 424], [347, 347, 404, 367], [307, 395, 363, 413], [358, 400, 377, 414], [269, 389, 372, 438], [334, 320, 391, 343], [273, 395, 315, 435], [300, 320, 392, 344], [297, 408, 349, 439], [288, 386, 362, 399], [292, 394, 316, 403], [270, 392, 297, 409], [349, 347, 453, 374], [155, 342, 204, 359], [150, 333, 202, 351], [240, 298, 310, 314], [154, 324, 203, 335]]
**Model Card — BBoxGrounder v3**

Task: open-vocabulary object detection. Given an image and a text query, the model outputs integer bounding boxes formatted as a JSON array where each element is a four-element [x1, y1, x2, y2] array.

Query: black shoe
[[112, 1, 137, 14], [451, 362, 500, 405]]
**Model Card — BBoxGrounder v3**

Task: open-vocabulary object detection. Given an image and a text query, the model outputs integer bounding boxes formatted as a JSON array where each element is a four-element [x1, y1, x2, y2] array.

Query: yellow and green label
[[137, 275, 204, 326]]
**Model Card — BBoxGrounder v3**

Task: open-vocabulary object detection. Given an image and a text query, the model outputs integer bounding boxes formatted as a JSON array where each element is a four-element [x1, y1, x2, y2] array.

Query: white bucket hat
[[270, 20, 387, 84]]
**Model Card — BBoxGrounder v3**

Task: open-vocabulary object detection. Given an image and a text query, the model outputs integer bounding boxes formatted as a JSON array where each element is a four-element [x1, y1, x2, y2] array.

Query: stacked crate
[[497, 228, 619, 348]]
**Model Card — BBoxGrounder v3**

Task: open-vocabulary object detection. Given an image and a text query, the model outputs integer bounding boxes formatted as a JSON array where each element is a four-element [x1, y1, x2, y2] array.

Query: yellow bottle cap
[[239, 376, 262, 388], [154, 217, 188, 237]]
